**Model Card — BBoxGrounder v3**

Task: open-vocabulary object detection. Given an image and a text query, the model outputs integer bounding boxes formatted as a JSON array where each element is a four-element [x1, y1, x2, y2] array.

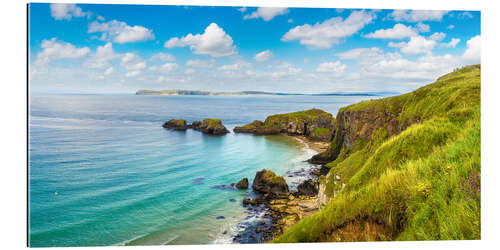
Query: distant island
[[135, 89, 397, 97]]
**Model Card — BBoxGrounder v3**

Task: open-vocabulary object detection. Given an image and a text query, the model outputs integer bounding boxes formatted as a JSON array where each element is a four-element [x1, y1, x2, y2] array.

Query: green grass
[[313, 127, 332, 137], [264, 109, 333, 128], [273, 65, 481, 242]]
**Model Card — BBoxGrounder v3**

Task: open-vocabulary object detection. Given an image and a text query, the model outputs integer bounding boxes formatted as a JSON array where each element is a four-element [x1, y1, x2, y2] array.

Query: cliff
[[234, 109, 335, 142], [274, 65, 481, 242]]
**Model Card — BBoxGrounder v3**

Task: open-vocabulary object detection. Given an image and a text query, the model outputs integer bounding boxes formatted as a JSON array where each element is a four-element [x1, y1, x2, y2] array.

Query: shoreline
[[227, 133, 327, 243]]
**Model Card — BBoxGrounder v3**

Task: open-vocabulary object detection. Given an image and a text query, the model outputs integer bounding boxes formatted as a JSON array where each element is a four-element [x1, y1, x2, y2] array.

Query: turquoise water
[[28, 94, 379, 247]]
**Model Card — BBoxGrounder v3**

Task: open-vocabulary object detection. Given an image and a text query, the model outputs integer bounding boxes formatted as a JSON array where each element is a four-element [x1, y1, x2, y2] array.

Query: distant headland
[[135, 89, 397, 97]]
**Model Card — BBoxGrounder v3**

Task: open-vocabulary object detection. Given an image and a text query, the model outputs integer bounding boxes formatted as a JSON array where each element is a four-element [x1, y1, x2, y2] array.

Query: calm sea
[[28, 94, 379, 247]]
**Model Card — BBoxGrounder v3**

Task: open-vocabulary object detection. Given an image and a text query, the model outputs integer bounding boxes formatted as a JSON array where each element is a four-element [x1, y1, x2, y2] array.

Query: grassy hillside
[[274, 65, 481, 242]]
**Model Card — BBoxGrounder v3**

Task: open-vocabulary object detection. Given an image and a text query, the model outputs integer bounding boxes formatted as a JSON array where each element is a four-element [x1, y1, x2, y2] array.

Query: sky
[[28, 3, 481, 94]]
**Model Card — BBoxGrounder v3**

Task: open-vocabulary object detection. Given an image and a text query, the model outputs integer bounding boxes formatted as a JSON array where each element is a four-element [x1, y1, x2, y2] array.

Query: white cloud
[[389, 10, 449, 22], [389, 36, 437, 54], [237, 7, 247, 13], [243, 7, 289, 21], [462, 35, 481, 63], [185, 68, 195, 74], [85, 42, 120, 69], [439, 38, 460, 48], [104, 67, 114, 75], [316, 61, 346, 74], [218, 64, 243, 71], [120, 53, 147, 70], [336, 47, 462, 85], [186, 59, 215, 68], [429, 32, 446, 41], [34, 38, 90, 66], [125, 70, 141, 78], [288, 18, 293, 23], [88, 20, 155, 43], [364, 23, 418, 39], [50, 3, 87, 20], [447, 25, 455, 30], [150, 62, 179, 72], [281, 10, 375, 49], [149, 52, 175, 62], [337, 47, 385, 60], [164, 23, 236, 57], [271, 62, 302, 78], [416, 22, 430, 32], [254, 50, 273, 62], [459, 11, 474, 19]]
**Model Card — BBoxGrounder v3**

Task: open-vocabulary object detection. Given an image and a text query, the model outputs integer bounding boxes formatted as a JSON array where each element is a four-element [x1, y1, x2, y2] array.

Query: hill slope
[[274, 65, 481, 242]]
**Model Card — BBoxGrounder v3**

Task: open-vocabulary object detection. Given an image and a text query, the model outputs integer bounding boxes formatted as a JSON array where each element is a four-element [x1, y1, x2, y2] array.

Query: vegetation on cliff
[[274, 65, 481, 242], [234, 109, 335, 141]]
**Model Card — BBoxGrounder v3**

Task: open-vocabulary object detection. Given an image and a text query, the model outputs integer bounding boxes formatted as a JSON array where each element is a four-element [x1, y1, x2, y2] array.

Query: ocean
[[28, 93, 379, 247]]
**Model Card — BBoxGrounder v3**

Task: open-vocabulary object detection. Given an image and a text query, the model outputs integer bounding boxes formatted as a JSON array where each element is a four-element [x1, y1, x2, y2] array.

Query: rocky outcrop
[[234, 109, 335, 141], [192, 119, 229, 135], [297, 179, 319, 196], [162, 119, 188, 130], [252, 169, 289, 197], [309, 106, 420, 164], [235, 178, 249, 189], [233, 120, 280, 135]]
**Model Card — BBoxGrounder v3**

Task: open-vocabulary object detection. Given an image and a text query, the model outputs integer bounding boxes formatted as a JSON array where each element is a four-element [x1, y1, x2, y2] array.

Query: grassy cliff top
[[274, 65, 481, 242], [264, 109, 333, 126]]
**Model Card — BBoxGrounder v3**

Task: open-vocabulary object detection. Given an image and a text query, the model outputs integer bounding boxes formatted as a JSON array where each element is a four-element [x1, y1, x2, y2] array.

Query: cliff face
[[234, 109, 336, 142], [274, 65, 481, 243]]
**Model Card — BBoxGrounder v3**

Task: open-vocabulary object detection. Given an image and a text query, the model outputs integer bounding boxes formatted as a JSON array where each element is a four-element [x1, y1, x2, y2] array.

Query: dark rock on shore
[[252, 169, 289, 197], [297, 179, 319, 196], [235, 178, 249, 189], [216, 216, 225, 220], [162, 119, 188, 130], [188, 120, 202, 129], [311, 165, 331, 176], [193, 119, 230, 135]]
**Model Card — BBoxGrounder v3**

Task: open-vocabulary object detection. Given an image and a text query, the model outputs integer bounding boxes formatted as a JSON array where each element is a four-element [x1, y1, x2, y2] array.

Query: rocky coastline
[[164, 109, 337, 243]]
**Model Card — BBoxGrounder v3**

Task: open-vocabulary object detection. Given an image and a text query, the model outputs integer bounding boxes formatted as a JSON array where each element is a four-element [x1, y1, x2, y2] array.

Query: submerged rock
[[252, 169, 289, 197], [193, 119, 230, 135], [235, 178, 249, 189], [162, 119, 188, 130], [216, 216, 225, 220]]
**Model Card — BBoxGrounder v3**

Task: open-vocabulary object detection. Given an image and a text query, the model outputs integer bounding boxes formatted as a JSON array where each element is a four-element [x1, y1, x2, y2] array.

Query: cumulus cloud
[[120, 53, 147, 70], [125, 70, 141, 78], [34, 38, 90, 66], [88, 20, 155, 43], [389, 10, 449, 22], [243, 7, 289, 21], [149, 52, 175, 62], [149, 63, 179, 72], [50, 3, 88, 20], [336, 47, 462, 83], [254, 50, 273, 62], [281, 10, 375, 49], [104, 67, 114, 75], [440, 38, 461, 48], [416, 22, 430, 32], [271, 62, 302, 78], [85, 43, 120, 69], [218, 64, 242, 71], [164, 23, 236, 57], [462, 35, 481, 63], [316, 61, 346, 74], [429, 32, 446, 41], [447, 25, 455, 30], [389, 36, 437, 54], [364, 23, 418, 39], [186, 59, 215, 68]]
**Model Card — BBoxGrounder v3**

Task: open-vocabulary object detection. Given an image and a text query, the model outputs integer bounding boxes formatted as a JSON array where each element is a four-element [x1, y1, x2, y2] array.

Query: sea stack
[[193, 119, 230, 135], [162, 119, 188, 130]]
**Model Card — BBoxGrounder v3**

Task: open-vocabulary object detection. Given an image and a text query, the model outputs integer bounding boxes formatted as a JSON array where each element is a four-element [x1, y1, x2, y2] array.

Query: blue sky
[[29, 3, 480, 93]]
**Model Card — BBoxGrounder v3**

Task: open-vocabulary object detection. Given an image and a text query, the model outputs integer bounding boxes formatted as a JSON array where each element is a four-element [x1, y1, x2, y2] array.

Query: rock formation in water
[[234, 109, 335, 142], [162, 119, 188, 130]]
